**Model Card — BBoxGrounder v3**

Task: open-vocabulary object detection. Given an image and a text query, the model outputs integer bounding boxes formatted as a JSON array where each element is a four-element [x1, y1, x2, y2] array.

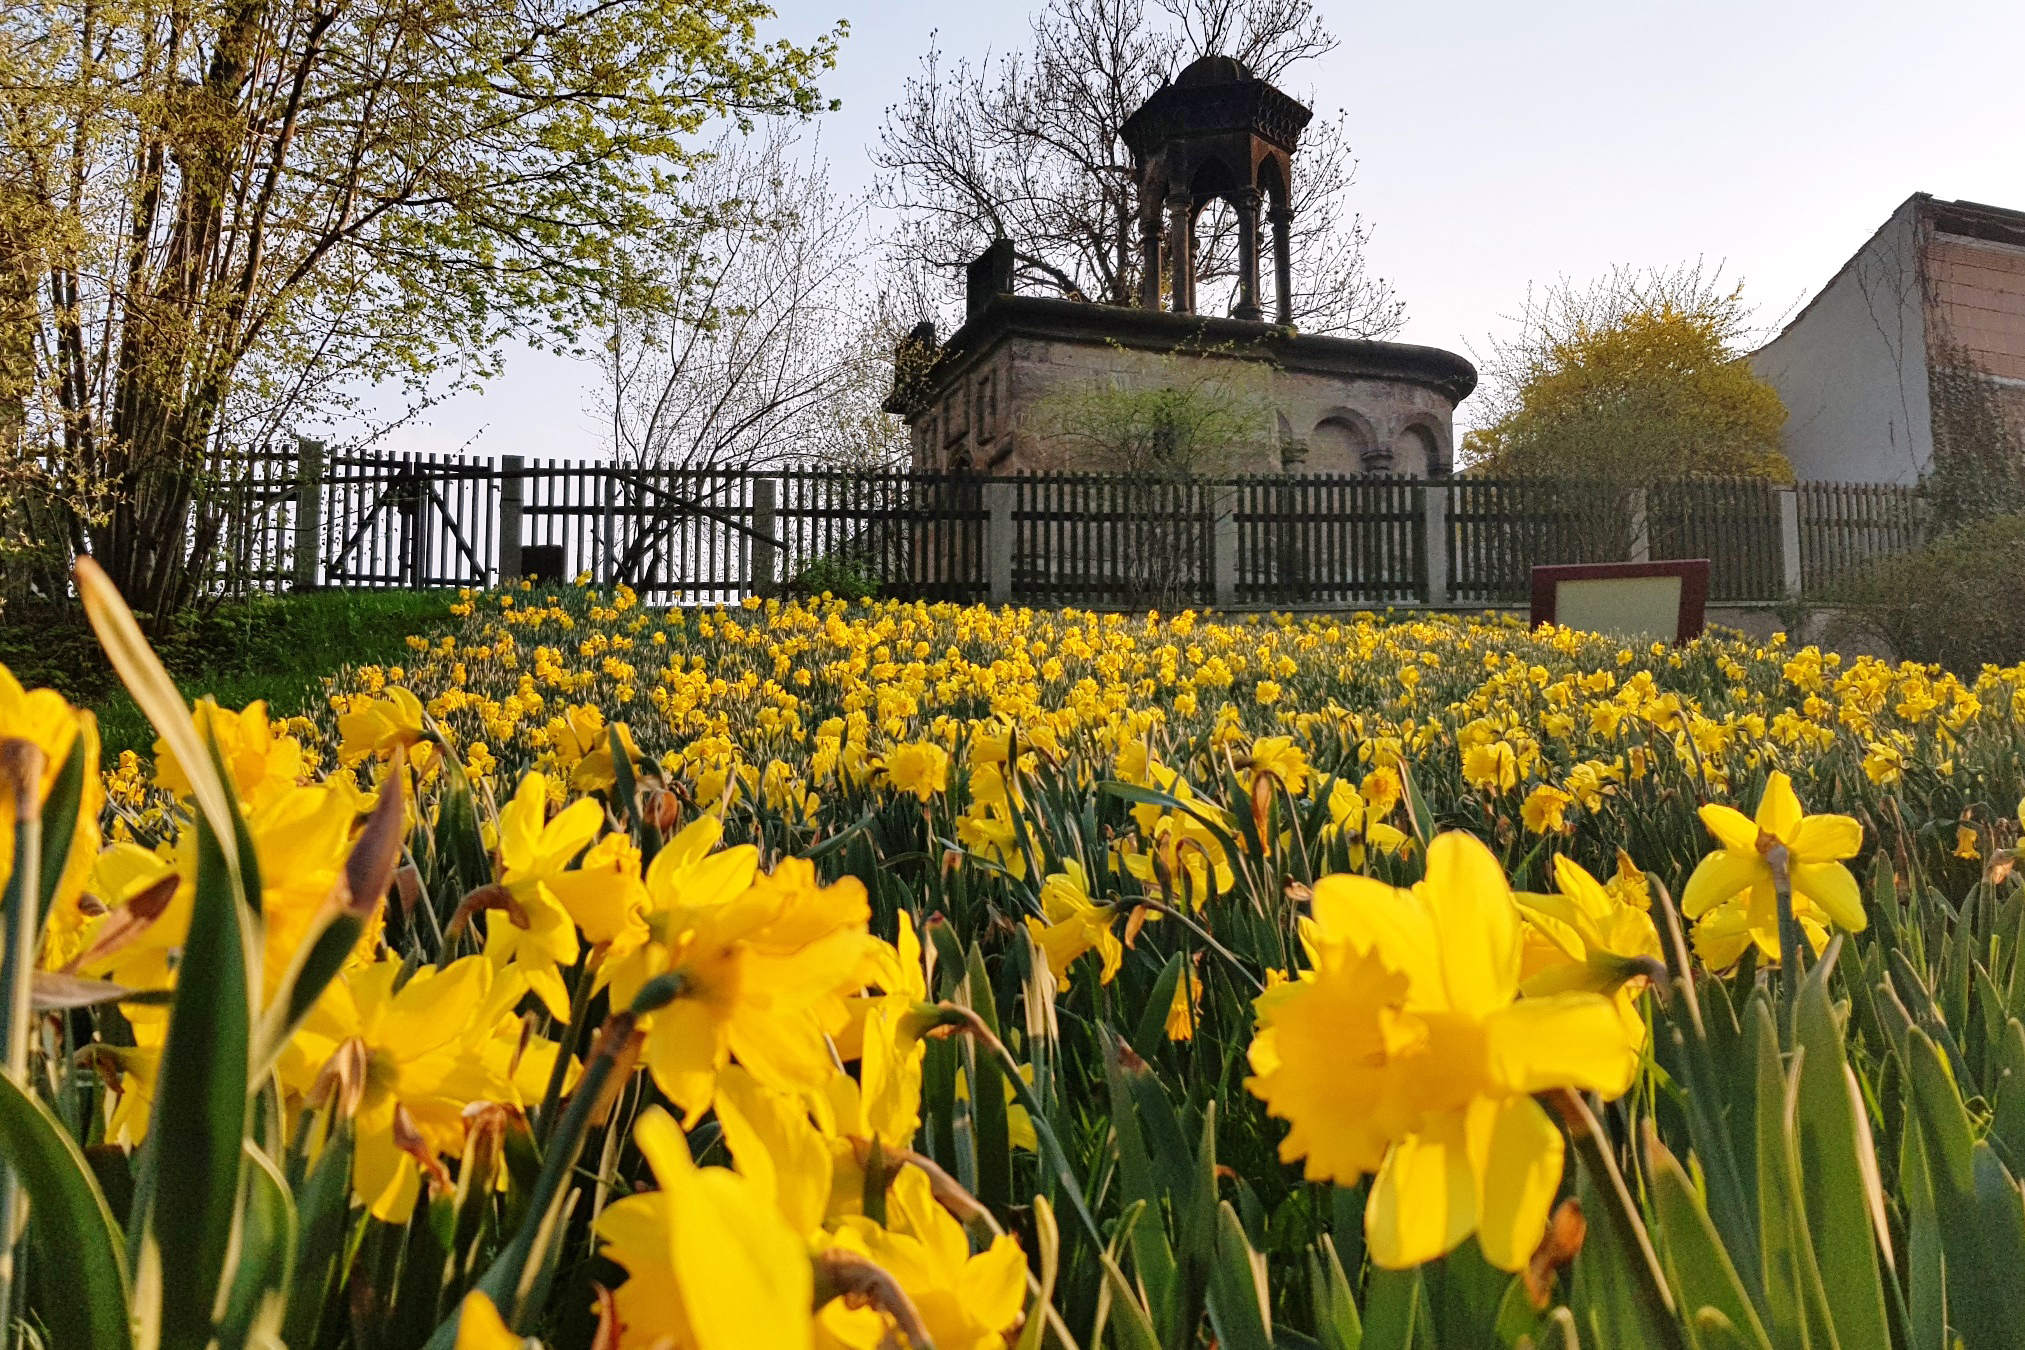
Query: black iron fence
[[189, 446, 1928, 610]]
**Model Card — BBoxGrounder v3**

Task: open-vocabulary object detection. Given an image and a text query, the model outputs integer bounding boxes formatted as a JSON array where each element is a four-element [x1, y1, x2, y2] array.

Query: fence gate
[[320, 453, 499, 589]]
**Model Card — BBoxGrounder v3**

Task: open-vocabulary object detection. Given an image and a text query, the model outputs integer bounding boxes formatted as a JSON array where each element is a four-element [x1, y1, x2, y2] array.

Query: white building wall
[[1751, 196, 1934, 485]]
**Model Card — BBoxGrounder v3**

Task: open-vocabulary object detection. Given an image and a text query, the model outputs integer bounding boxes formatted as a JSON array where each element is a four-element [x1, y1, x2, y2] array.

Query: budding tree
[[872, 0, 1403, 338]]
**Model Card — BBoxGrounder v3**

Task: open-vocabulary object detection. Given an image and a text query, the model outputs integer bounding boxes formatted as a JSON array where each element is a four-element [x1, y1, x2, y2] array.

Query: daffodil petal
[[1788, 813, 1863, 864], [1682, 849, 1763, 919], [453, 1291, 523, 1350], [1755, 771, 1803, 839], [1467, 1094, 1564, 1273], [1486, 993, 1639, 1098], [1791, 860, 1867, 931], [1422, 832, 1520, 1017], [1365, 1116, 1476, 1270], [1697, 804, 1760, 854]]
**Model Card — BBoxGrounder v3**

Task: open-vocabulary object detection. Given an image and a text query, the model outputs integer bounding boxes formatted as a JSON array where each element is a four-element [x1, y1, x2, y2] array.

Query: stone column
[[1420, 480, 1450, 607], [1777, 487, 1803, 599], [1270, 202, 1295, 326], [1166, 192, 1194, 315], [1211, 485, 1239, 609], [750, 475, 778, 597], [1233, 188, 1263, 321], [291, 437, 324, 592], [983, 479, 1015, 606], [1138, 216, 1164, 310], [497, 454, 524, 583]]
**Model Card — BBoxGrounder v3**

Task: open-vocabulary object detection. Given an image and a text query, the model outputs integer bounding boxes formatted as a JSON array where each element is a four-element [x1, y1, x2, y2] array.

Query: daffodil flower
[[283, 956, 510, 1223], [595, 1107, 814, 1350], [155, 699, 303, 811], [881, 739, 950, 801], [1682, 770, 1864, 971], [819, 1164, 1026, 1350], [1247, 832, 1639, 1272], [485, 772, 604, 1017], [1320, 778, 1410, 867], [1024, 861, 1122, 987], [337, 686, 432, 765], [614, 853, 872, 1124], [1517, 853, 1663, 1051]]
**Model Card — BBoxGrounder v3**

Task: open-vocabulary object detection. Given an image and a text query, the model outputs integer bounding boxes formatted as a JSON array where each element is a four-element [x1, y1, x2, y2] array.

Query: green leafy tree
[[1464, 264, 1793, 482], [1, 0, 840, 614]]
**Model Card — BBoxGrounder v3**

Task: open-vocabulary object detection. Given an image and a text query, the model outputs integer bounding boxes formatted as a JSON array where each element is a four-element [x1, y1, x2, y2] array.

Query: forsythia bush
[[5, 570, 2025, 1348]]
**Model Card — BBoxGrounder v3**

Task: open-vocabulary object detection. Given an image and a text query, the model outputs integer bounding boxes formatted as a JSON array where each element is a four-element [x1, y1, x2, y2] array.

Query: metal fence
[[193, 445, 1929, 610]]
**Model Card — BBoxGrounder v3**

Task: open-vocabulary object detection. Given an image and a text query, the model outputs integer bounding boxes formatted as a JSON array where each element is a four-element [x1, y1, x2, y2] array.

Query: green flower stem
[[0, 739, 47, 1350], [1766, 839, 1802, 1036]]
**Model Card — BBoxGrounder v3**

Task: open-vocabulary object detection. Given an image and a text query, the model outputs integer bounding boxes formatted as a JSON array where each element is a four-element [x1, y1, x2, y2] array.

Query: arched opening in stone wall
[[1394, 423, 1438, 477], [1309, 415, 1373, 474]]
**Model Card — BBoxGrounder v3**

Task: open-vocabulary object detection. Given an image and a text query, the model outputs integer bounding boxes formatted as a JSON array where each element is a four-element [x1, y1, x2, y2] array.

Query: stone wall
[[908, 327, 1459, 477]]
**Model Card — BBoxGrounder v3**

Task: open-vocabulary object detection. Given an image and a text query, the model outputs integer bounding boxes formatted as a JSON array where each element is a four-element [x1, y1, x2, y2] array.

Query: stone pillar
[[498, 454, 525, 583], [748, 475, 778, 597], [1420, 481, 1450, 607], [983, 479, 1015, 606], [1233, 188, 1263, 321], [1777, 487, 1803, 599], [1166, 192, 1194, 315], [1627, 487, 1650, 563], [291, 437, 323, 592], [1138, 217, 1163, 311], [1270, 202, 1295, 326], [1211, 485, 1239, 609]]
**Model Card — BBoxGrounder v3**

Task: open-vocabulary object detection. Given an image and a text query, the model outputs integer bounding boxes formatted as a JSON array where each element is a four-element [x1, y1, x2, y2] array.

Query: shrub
[[788, 553, 881, 600], [1841, 512, 2025, 671]]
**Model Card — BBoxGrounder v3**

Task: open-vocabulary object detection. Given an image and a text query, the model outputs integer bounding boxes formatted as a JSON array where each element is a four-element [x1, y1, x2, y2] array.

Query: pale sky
[[344, 0, 2025, 458]]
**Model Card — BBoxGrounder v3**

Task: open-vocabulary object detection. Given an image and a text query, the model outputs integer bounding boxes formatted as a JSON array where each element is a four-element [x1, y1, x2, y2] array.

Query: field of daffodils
[[6, 566, 2025, 1349]]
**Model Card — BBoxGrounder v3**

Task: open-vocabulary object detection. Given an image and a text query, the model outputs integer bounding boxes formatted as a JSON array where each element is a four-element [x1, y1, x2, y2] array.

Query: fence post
[[497, 455, 524, 585], [405, 468, 428, 589], [750, 475, 779, 597], [983, 479, 1014, 606], [292, 437, 324, 591], [599, 468, 616, 588], [1627, 487, 1650, 563], [1777, 487, 1803, 599], [1211, 485, 1238, 609], [1420, 480, 1449, 607]]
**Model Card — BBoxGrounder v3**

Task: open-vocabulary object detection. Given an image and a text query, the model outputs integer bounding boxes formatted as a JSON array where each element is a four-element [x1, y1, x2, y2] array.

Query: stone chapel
[[884, 54, 1477, 477]]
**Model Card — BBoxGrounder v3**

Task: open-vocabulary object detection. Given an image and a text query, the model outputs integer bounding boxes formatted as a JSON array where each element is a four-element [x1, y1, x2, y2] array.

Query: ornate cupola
[[1121, 54, 1314, 323]]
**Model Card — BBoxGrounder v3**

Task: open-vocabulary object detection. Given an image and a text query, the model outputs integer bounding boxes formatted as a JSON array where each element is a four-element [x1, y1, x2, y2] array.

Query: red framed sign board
[[1529, 559, 1711, 645]]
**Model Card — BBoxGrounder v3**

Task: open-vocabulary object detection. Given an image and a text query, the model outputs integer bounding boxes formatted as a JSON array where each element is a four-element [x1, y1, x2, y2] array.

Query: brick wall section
[[1926, 232, 2025, 383]]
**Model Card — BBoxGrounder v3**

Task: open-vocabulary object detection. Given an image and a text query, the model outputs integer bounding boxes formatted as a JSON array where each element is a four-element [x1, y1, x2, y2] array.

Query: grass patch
[[0, 589, 454, 757]]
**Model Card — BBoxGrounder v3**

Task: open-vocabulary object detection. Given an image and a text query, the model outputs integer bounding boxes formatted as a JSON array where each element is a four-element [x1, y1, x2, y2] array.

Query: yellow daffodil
[[595, 1107, 814, 1350], [283, 956, 508, 1222], [0, 665, 102, 957], [882, 740, 950, 801], [1461, 740, 1518, 793], [836, 911, 931, 1148], [819, 1165, 1025, 1350], [545, 702, 639, 792], [1517, 853, 1662, 1050], [486, 772, 605, 1017], [1245, 735, 1311, 795], [1519, 784, 1574, 835], [1320, 778, 1410, 867], [1024, 861, 1121, 987], [614, 853, 872, 1123], [1247, 832, 1639, 1272], [337, 686, 433, 766], [155, 699, 303, 810], [1682, 770, 1864, 970]]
